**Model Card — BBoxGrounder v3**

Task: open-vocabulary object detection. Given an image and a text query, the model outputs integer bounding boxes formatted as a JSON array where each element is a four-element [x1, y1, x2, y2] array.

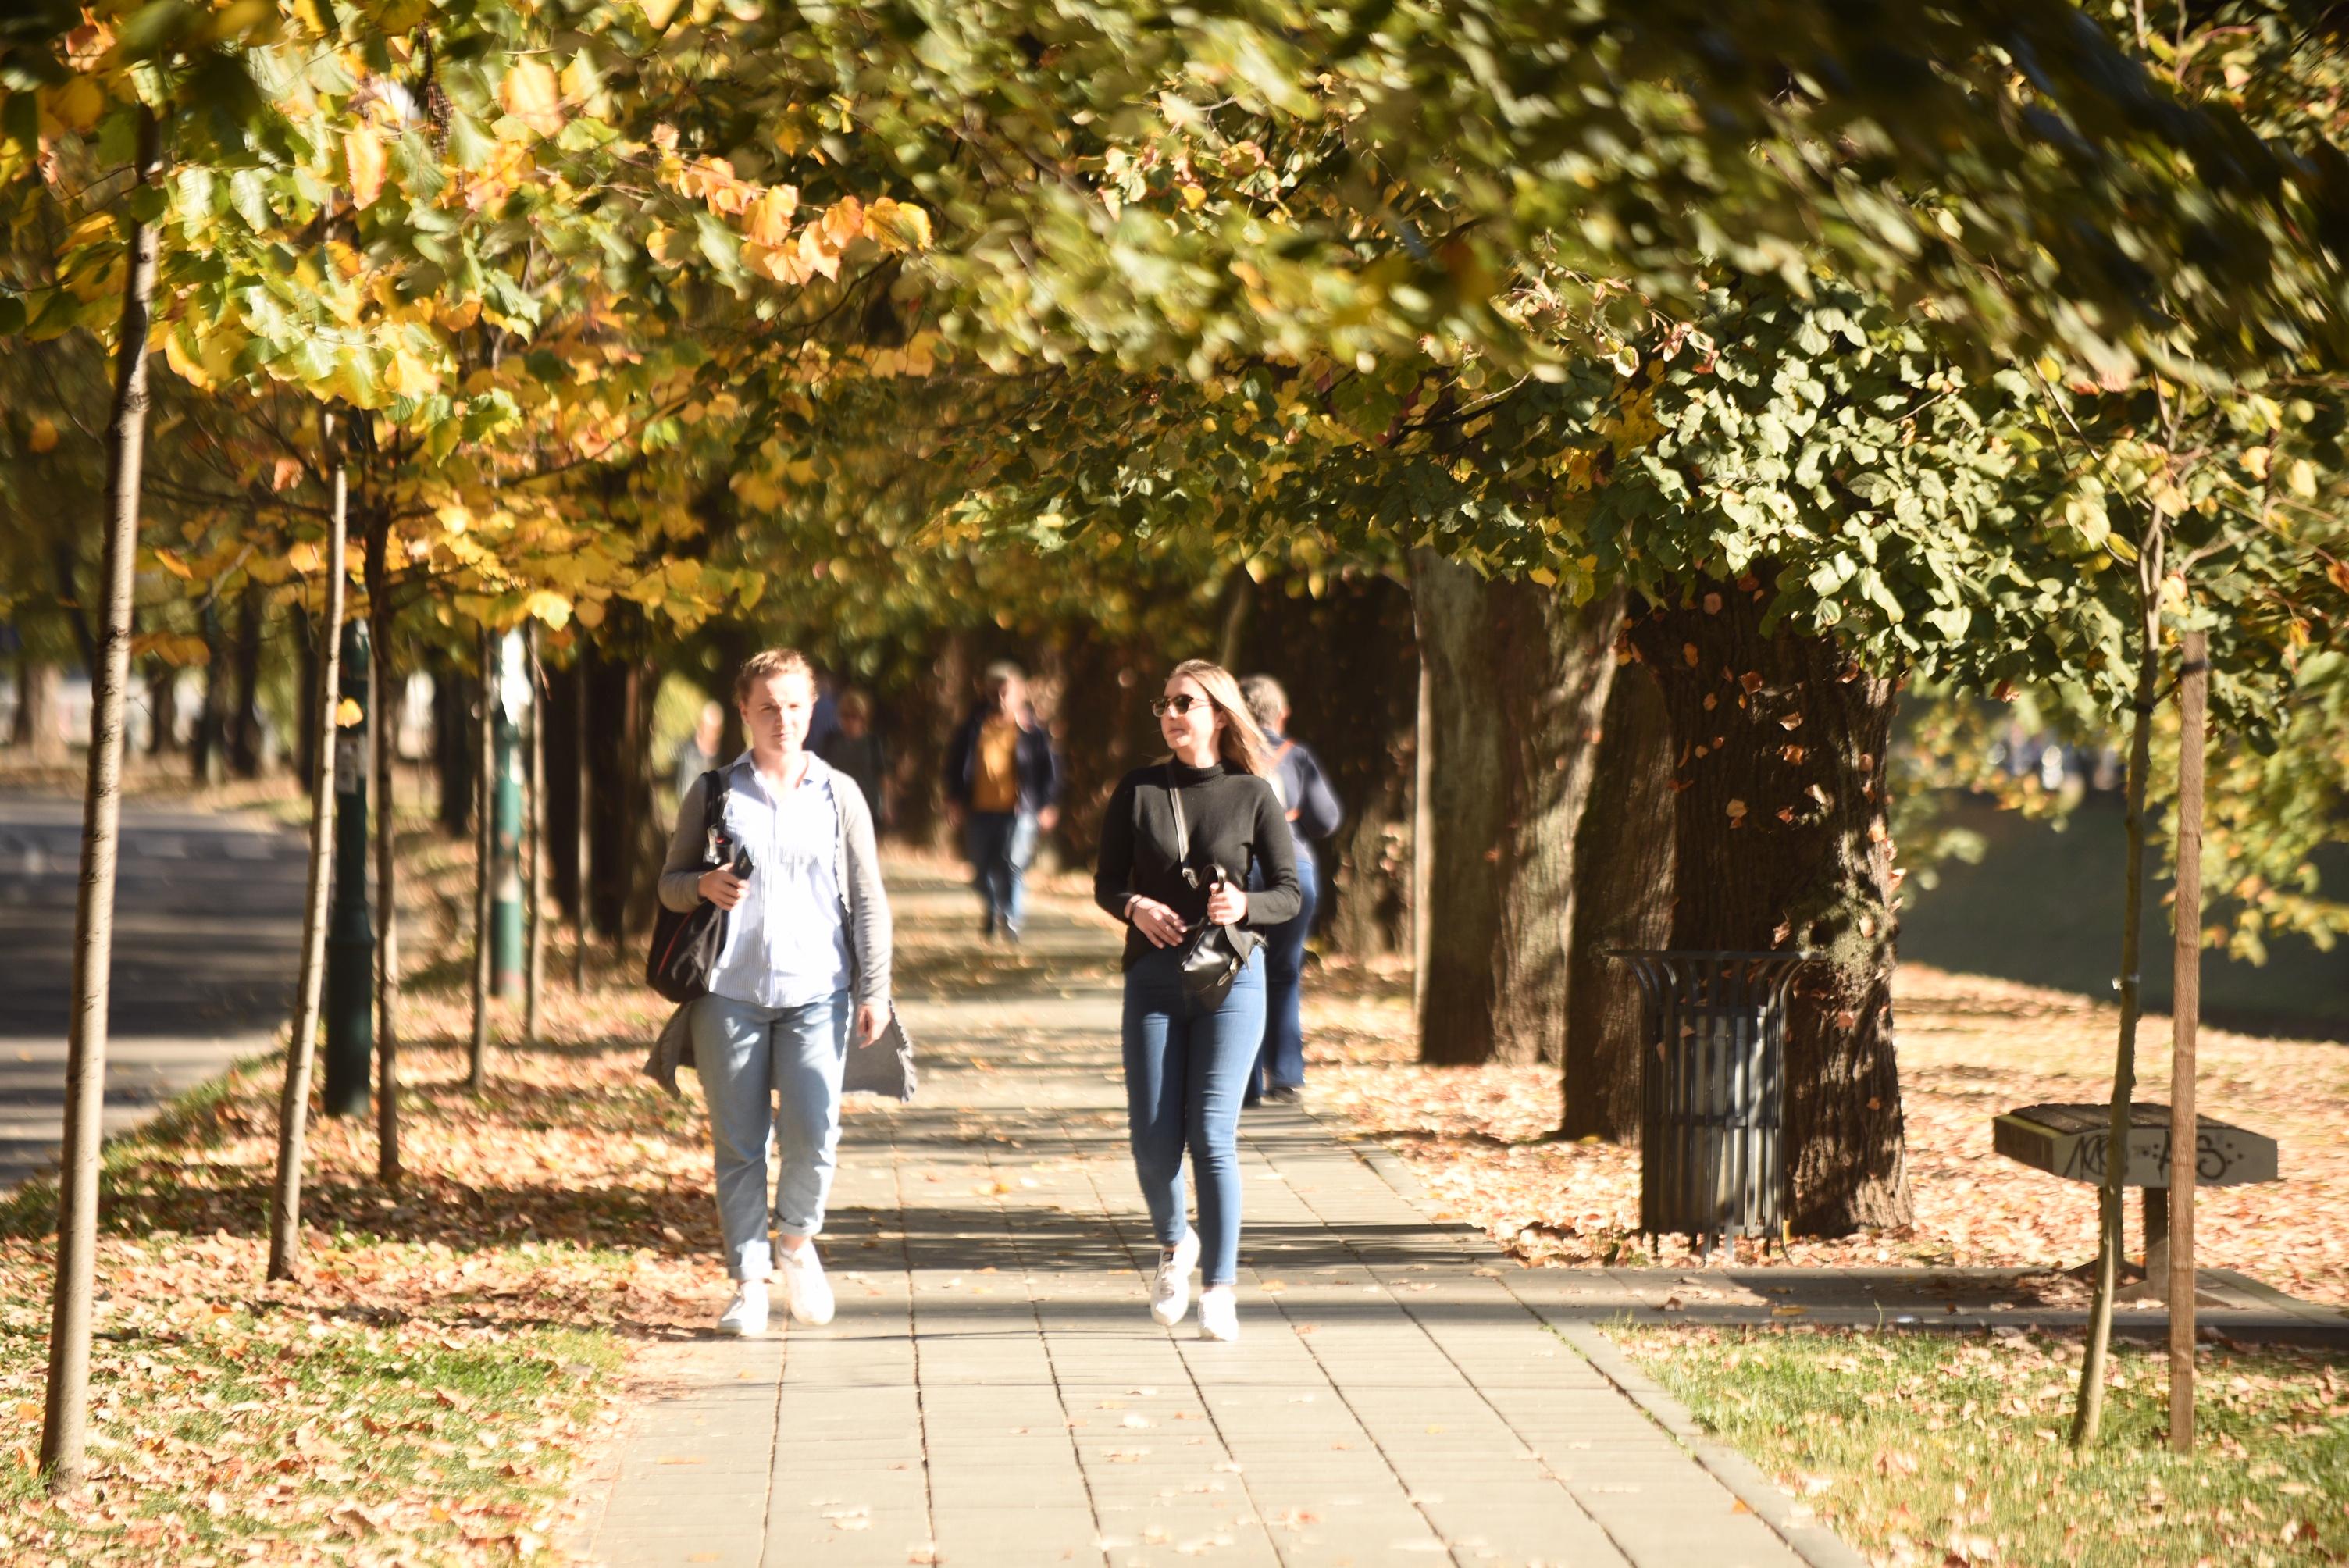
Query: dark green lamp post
[[323, 617, 375, 1117]]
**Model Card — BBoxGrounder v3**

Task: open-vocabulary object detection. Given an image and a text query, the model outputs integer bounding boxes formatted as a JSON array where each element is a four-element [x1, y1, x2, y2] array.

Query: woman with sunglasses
[[1093, 660, 1300, 1341]]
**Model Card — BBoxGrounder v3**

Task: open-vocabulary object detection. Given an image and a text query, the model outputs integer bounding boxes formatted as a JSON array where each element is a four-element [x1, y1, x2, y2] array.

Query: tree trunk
[[1624, 568, 1911, 1235], [266, 416, 348, 1283], [15, 657, 67, 765], [2073, 519, 2169, 1450], [295, 612, 321, 791], [230, 583, 265, 778], [1562, 660, 1674, 1142], [433, 659, 474, 839], [144, 663, 178, 755], [41, 102, 163, 1491], [582, 647, 638, 942], [471, 625, 495, 1089], [192, 603, 228, 784], [365, 517, 401, 1188], [1408, 551, 1620, 1067]]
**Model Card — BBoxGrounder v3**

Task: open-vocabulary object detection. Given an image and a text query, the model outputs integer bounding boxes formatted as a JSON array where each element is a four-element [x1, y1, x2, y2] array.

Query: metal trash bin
[[1610, 950, 1816, 1255]]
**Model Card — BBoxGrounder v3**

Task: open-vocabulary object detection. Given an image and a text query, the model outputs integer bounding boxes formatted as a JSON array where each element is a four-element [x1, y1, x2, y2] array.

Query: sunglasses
[[1150, 694, 1209, 718]]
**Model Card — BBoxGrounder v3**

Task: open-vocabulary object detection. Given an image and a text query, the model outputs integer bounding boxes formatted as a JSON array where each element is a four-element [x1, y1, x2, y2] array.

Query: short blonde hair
[[733, 648, 814, 707], [1167, 659, 1274, 777]]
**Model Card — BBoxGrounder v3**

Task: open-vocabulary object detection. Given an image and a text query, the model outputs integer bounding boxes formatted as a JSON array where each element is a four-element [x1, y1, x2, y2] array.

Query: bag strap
[[700, 767, 727, 857], [1165, 762, 1189, 866]]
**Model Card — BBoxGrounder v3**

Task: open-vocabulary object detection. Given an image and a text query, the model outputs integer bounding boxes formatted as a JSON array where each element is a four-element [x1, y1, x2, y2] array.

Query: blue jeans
[[1121, 946, 1267, 1288], [1248, 848, 1318, 1098], [964, 811, 1038, 934], [691, 990, 853, 1281]]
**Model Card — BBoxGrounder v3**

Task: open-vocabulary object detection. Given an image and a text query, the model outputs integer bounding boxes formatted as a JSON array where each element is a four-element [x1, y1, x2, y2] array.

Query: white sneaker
[[1150, 1231, 1201, 1327], [779, 1243, 835, 1326], [1198, 1286, 1239, 1342], [717, 1281, 768, 1337]]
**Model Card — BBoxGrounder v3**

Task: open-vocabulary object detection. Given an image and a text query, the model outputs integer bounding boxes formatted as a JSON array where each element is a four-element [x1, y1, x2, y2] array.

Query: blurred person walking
[[1094, 660, 1299, 1342], [818, 689, 890, 832], [943, 662, 1061, 942], [1236, 675, 1342, 1107], [672, 700, 725, 802]]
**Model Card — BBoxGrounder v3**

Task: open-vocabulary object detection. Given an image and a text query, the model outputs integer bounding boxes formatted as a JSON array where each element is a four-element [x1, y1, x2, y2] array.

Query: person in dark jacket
[[818, 688, 889, 832], [1237, 675, 1343, 1107], [1094, 659, 1299, 1343], [943, 662, 1062, 940]]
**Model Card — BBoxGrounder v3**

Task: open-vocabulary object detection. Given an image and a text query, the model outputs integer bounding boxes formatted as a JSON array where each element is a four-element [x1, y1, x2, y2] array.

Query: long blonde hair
[[1167, 658, 1273, 778]]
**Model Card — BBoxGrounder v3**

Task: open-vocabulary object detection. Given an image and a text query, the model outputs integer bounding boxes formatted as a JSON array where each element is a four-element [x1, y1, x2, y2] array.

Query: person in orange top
[[943, 662, 1062, 941]]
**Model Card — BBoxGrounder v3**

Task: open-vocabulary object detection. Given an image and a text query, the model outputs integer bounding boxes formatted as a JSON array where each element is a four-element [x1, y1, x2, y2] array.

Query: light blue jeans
[[1122, 946, 1267, 1287], [691, 989, 853, 1281]]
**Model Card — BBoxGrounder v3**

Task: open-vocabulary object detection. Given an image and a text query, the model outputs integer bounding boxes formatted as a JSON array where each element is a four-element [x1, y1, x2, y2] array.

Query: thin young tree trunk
[[266, 414, 348, 1284], [41, 104, 164, 1490], [230, 582, 265, 778], [471, 623, 496, 1089], [2169, 628, 2208, 1455], [525, 624, 546, 1045], [2073, 518, 2168, 1450], [366, 518, 401, 1188]]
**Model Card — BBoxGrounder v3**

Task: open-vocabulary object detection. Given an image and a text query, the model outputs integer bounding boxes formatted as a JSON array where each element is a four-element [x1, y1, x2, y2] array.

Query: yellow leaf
[[744, 186, 798, 248], [287, 541, 323, 575], [335, 697, 362, 727], [2287, 458, 2318, 500], [820, 196, 864, 250], [499, 57, 564, 139], [523, 590, 573, 630], [344, 128, 387, 209], [638, 0, 686, 27], [48, 77, 105, 135], [28, 417, 59, 454]]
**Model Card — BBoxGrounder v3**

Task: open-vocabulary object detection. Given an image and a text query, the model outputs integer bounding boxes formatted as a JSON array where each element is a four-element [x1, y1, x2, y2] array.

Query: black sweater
[[1093, 760, 1302, 968]]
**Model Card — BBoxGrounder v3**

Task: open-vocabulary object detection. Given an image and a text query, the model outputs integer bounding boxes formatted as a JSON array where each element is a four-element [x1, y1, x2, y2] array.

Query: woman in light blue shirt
[[659, 648, 894, 1338]]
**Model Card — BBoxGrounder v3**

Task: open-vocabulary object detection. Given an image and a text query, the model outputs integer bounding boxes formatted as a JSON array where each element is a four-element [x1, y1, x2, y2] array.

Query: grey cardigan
[[643, 752, 893, 1095]]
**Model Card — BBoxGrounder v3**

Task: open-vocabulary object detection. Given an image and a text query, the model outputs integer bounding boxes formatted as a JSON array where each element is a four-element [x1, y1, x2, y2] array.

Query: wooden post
[[470, 623, 495, 1090], [575, 654, 592, 989], [2169, 630, 2208, 1454]]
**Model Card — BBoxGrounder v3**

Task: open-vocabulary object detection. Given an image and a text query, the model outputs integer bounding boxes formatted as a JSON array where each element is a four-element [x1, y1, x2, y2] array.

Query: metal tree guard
[[1611, 950, 1818, 1257]]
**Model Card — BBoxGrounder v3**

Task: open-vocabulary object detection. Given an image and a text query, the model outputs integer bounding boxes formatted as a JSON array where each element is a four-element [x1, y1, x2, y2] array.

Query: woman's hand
[[1126, 896, 1185, 948], [855, 1002, 890, 1048], [698, 866, 746, 909], [1205, 882, 1249, 926]]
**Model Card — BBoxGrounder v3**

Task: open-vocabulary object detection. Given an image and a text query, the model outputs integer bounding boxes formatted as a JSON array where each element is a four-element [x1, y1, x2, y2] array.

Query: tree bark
[[471, 625, 495, 1089], [193, 603, 228, 784], [1624, 568, 1911, 1235], [15, 657, 66, 765], [266, 415, 348, 1283], [1562, 659, 1675, 1142], [41, 102, 163, 1491], [144, 663, 178, 755], [230, 583, 264, 778], [365, 515, 401, 1188], [1408, 551, 1620, 1066], [433, 658, 474, 839]]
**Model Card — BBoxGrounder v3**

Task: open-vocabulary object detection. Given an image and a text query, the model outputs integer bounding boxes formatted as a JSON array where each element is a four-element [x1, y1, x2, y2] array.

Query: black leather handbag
[[645, 769, 733, 1003], [1167, 765, 1258, 1009]]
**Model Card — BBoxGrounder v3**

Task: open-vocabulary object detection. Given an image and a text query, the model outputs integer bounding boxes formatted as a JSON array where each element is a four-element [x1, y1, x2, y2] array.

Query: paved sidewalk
[[580, 873, 1819, 1567]]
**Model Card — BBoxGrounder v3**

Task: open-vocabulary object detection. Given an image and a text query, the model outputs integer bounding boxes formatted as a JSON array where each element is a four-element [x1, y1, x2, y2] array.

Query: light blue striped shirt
[[705, 752, 852, 1010]]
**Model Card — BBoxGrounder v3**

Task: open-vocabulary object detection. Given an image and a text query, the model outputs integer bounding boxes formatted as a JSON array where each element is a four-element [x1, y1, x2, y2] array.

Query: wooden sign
[[1992, 1102, 2277, 1189]]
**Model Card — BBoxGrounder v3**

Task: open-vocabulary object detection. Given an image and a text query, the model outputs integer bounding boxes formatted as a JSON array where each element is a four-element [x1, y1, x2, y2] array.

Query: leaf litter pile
[[0, 823, 817, 1563], [1611, 1323, 2348, 1566], [1304, 961, 2349, 1306]]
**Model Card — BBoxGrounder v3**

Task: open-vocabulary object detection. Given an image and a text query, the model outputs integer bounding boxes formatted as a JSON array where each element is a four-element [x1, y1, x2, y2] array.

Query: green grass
[[1611, 1324, 2349, 1566]]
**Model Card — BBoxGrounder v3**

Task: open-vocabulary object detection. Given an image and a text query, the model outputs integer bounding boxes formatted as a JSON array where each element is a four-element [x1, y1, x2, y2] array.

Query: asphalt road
[[0, 789, 309, 1191]]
